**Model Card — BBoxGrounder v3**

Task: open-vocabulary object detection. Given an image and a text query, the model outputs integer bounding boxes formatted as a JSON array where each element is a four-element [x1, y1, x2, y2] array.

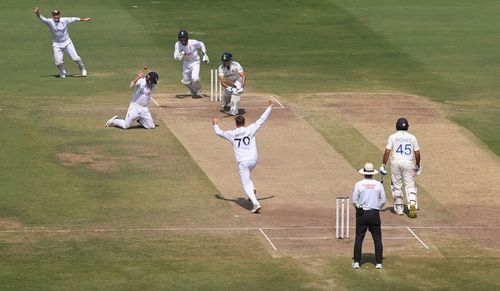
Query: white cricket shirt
[[218, 61, 244, 83], [214, 105, 272, 163], [38, 16, 80, 45], [386, 131, 420, 162], [174, 39, 206, 62], [130, 78, 153, 107]]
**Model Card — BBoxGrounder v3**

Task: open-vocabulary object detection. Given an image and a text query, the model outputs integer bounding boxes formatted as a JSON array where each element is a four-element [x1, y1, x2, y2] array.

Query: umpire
[[351, 162, 386, 269]]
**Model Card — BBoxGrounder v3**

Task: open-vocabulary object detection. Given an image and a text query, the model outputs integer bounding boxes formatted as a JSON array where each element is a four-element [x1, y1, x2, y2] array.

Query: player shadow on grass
[[356, 253, 386, 267], [214, 194, 274, 211], [175, 93, 209, 99], [41, 74, 86, 78]]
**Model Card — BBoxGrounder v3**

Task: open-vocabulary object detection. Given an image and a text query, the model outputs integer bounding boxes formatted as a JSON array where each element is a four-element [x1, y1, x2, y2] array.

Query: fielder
[[34, 7, 92, 78], [173, 30, 209, 97], [379, 118, 421, 218], [218, 52, 246, 116], [212, 99, 274, 213], [106, 70, 159, 130]]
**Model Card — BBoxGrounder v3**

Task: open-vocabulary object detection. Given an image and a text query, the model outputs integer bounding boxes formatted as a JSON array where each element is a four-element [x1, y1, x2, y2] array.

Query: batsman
[[380, 118, 422, 218]]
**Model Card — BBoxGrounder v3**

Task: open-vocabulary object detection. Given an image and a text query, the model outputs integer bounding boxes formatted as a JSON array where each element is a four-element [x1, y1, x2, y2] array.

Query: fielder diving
[[173, 30, 209, 97], [379, 118, 422, 218]]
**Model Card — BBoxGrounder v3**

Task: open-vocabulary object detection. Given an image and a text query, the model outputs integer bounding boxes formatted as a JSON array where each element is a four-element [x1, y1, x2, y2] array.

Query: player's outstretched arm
[[80, 17, 93, 22], [130, 71, 144, 87]]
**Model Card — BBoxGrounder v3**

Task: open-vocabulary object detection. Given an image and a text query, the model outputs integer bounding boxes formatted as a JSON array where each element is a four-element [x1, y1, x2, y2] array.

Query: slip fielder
[[34, 7, 92, 78], [212, 99, 274, 213]]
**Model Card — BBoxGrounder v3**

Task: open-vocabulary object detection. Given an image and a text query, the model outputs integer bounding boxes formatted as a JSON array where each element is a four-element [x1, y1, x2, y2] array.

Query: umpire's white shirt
[[214, 105, 272, 162], [386, 131, 420, 163], [174, 39, 206, 62], [352, 179, 386, 210], [130, 78, 153, 107], [38, 16, 79, 46]]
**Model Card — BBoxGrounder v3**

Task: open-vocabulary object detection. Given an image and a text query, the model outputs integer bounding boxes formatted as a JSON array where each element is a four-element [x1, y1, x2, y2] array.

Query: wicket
[[210, 68, 222, 102], [336, 196, 350, 239]]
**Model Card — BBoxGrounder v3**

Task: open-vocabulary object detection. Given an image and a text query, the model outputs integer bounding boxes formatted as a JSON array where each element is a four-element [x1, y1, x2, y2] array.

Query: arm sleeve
[[351, 184, 359, 206], [413, 137, 420, 151], [38, 15, 49, 24], [386, 136, 393, 150], [248, 105, 272, 136], [214, 125, 232, 142], [173, 42, 181, 59], [67, 17, 81, 24], [195, 40, 207, 55], [379, 184, 387, 208]]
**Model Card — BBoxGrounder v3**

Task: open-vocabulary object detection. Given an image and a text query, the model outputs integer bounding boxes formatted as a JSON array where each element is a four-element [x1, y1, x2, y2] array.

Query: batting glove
[[379, 165, 387, 176], [235, 87, 244, 94], [415, 165, 422, 176], [202, 54, 209, 64], [174, 51, 185, 61]]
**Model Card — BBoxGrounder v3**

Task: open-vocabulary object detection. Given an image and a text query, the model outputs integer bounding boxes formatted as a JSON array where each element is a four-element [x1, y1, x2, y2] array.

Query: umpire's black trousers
[[353, 208, 383, 264]]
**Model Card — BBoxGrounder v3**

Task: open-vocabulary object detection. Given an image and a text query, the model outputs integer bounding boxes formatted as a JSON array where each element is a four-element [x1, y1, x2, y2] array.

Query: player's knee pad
[[391, 185, 403, 199]]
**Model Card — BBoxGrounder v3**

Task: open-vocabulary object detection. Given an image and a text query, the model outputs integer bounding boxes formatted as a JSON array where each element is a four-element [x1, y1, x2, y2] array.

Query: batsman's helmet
[[221, 52, 233, 62], [396, 118, 409, 131], [147, 72, 159, 85]]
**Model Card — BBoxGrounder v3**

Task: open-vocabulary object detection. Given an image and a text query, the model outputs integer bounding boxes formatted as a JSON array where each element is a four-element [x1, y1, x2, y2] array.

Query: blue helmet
[[221, 52, 233, 62], [396, 118, 409, 131], [147, 72, 159, 85]]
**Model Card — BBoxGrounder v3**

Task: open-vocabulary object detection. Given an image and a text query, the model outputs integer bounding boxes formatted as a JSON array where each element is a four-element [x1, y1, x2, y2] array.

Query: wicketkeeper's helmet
[[178, 30, 188, 39], [396, 118, 409, 131]]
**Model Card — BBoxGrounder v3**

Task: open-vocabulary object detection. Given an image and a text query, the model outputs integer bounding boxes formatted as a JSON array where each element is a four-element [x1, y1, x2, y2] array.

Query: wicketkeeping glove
[[202, 54, 209, 64], [379, 165, 387, 176]]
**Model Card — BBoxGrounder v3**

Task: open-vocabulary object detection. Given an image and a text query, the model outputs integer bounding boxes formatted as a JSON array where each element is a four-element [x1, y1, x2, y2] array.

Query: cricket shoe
[[394, 204, 404, 215], [409, 202, 417, 219], [81, 68, 87, 77], [60, 73, 66, 79], [251, 205, 261, 214], [106, 116, 118, 127], [352, 262, 360, 269], [375, 264, 383, 269]]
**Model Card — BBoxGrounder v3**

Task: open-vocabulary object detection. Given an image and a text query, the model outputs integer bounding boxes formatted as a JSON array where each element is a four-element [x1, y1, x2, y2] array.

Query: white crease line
[[270, 96, 285, 108], [407, 227, 430, 250], [160, 106, 286, 110], [271, 236, 414, 240], [259, 228, 277, 251]]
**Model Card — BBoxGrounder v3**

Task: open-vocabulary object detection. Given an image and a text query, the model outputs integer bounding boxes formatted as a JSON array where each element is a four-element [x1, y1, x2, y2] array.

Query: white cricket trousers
[[390, 160, 417, 207], [112, 103, 155, 129], [181, 60, 201, 84], [53, 41, 84, 68], [238, 160, 260, 207]]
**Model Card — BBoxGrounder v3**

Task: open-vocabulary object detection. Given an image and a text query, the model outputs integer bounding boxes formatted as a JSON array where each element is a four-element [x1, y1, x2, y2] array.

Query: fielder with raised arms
[[34, 7, 92, 79], [212, 99, 274, 213], [173, 30, 209, 97], [379, 118, 422, 218]]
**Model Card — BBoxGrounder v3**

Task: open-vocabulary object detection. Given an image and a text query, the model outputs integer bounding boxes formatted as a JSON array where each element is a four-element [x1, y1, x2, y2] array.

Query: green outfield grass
[[1, 0, 500, 289]]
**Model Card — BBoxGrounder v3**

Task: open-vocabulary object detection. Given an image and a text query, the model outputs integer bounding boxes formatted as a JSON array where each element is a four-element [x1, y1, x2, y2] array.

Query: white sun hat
[[358, 162, 378, 175]]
